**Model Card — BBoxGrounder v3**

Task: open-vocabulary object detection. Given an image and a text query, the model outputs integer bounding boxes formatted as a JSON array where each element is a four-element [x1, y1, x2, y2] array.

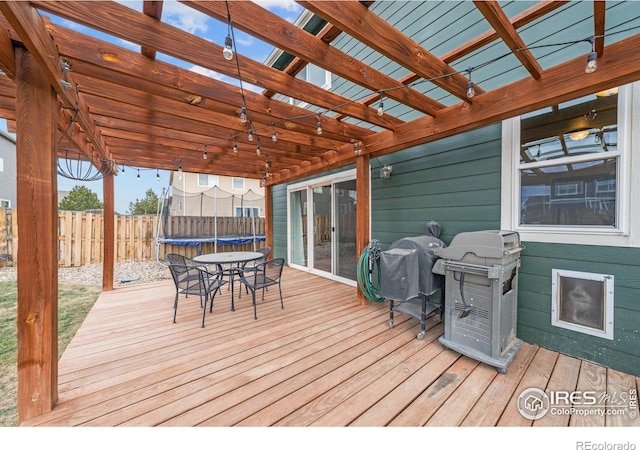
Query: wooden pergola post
[[102, 172, 115, 291], [15, 45, 58, 423], [263, 185, 273, 256], [355, 154, 370, 305]]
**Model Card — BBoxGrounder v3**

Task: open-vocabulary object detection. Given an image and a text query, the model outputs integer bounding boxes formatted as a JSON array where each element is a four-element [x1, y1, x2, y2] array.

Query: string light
[[223, 35, 234, 61], [202, 145, 208, 160], [256, 144, 261, 155], [222, 4, 234, 61], [248, 129, 254, 141], [272, 126, 277, 143], [178, 164, 183, 180], [316, 115, 322, 135], [233, 139, 238, 154], [240, 106, 247, 123], [156, 169, 160, 181], [585, 37, 597, 73], [466, 68, 475, 99], [377, 91, 384, 116], [136, 169, 140, 181]]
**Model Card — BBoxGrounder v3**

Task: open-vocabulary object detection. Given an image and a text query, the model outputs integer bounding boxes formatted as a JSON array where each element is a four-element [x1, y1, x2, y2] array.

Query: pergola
[[1, 0, 639, 423]]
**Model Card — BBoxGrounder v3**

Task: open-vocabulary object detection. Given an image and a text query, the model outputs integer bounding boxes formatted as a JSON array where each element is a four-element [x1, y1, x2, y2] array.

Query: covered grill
[[380, 221, 445, 339], [432, 230, 525, 373]]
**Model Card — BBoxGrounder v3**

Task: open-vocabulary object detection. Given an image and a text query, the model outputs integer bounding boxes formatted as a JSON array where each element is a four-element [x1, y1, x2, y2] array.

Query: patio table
[[192, 251, 263, 310]]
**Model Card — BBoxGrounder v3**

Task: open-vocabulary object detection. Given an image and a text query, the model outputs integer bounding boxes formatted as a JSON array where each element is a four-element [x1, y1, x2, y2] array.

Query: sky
[[1, 0, 303, 214]]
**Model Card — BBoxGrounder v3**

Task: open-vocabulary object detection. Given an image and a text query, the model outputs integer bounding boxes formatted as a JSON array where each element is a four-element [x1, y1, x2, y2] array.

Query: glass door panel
[[312, 185, 332, 273], [334, 179, 357, 281], [289, 189, 307, 267]]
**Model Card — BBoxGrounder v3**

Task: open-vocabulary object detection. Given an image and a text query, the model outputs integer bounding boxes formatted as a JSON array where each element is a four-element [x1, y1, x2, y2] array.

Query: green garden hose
[[357, 240, 385, 303]]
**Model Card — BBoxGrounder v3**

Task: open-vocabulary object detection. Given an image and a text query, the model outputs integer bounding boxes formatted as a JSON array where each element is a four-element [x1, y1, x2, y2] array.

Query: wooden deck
[[21, 268, 639, 427]]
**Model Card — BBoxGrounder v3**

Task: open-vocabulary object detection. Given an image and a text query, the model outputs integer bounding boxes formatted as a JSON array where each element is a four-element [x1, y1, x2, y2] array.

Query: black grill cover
[[380, 221, 446, 301]]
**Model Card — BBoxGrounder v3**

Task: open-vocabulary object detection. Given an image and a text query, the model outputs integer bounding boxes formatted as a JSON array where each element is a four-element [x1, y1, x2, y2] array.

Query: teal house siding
[[371, 123, 502, 246], [518, 242, 640, 377]]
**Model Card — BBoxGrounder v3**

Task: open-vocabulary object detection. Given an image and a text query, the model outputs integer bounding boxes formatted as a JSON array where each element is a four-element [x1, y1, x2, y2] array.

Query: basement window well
[[551, 269, 614, 340]]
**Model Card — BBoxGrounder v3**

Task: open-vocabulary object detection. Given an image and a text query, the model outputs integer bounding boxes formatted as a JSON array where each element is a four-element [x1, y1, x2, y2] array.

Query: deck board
[[20, 268, 639, 427]]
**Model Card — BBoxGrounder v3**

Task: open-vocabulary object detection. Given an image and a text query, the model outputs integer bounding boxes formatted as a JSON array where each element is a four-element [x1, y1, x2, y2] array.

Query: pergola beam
[[0, 1, 111, 163]]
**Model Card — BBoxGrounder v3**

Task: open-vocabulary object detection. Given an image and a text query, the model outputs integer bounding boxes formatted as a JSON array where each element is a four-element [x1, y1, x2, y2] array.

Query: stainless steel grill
[[432, 230, 525, 373]]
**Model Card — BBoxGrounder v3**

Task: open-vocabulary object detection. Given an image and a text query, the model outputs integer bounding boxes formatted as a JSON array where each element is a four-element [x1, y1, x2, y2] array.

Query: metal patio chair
[[238, 258, 284, 320], [168, 263, 227, 327], [238, 246, 272, 297]]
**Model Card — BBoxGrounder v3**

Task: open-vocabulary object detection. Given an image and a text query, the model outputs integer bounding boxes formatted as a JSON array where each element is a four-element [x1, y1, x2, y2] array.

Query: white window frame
[[235, 206, 260, 218], [197, 174, 219, 187], [231, 177, 245, 191], [289, 64, 331, 108], [0, 157, 3, 172], [501, 82, 640, 247], [0, 199, 10, 208]]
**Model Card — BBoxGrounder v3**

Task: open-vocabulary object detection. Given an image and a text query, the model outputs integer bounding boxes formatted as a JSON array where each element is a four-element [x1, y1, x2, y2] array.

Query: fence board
[[0, 208, 268, 267]]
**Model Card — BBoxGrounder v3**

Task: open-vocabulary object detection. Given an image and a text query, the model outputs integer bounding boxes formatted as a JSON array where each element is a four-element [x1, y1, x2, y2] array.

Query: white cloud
[[162, 0, 209, 35], [188, 65, 227, 82], [252, 0, 301, 13]]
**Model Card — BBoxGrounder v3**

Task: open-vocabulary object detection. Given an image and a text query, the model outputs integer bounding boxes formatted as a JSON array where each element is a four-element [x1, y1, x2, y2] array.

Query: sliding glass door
[[288, 170, 358, 284], [289, 189, 307, 268]]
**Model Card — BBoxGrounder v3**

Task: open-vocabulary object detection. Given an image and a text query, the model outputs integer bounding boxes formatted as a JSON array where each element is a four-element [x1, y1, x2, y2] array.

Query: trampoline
[[155, 184, 266, 260]]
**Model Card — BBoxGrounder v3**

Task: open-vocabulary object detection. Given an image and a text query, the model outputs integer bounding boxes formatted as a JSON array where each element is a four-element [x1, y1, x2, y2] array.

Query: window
[[232, 177, 245, 190], [289, 64, 331, 108], [235, 207, 260, 217], [197, 174, 218, 187], [0, 199, 10, 208], [0, 157, 3, 172], [502, 83, 640, 247]]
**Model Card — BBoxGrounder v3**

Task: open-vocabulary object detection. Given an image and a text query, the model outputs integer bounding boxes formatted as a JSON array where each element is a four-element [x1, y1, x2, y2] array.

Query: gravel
[[0, 260, 173, 286]]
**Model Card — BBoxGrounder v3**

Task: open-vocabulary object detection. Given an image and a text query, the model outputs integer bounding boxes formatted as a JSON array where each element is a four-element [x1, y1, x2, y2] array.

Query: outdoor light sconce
[[380, 164, 393, 178]]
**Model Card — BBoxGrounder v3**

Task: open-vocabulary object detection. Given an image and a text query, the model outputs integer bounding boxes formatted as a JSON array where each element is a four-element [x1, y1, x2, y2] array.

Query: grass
[[0, 281, 100, 427]]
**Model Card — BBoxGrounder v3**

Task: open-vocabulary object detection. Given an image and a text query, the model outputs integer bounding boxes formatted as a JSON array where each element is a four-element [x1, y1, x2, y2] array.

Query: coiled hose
[[357, 240, 385, 303]]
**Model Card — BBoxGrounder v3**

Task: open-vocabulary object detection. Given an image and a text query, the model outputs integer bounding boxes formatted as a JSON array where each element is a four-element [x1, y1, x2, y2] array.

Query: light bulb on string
[[136, 169, 140, 181], [256, 144, 261, 156], [272, 126, 277, 143], [585, 36, 597, 74], [466, 69, 475, 99], [202, 145, 208, 160], [223, 35, 233, 61], [178, 165, 183, 180], [377, 91, 384, 116], [240, 106, 247, 123], [248, 129, 254, 142], [233, 139, 238, 154], [156, 169, 160, 181], [585, 51, 597, 73], [316, 115, 322, 135]]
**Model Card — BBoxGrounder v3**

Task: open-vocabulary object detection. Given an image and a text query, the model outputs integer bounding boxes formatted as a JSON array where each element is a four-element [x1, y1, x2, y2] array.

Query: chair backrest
[[256, 246, 272, 263], [166, 253, 192, 266], [168, 263, 205, 294], [262, 258, 284, 282]]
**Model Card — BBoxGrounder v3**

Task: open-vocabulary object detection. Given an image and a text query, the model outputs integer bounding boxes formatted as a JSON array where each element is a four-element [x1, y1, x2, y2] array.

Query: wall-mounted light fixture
[[380, 164, 393, 178]]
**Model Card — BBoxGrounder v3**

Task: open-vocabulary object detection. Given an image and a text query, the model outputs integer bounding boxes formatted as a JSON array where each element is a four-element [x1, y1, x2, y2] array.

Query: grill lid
[[434, 230, 523, 260]]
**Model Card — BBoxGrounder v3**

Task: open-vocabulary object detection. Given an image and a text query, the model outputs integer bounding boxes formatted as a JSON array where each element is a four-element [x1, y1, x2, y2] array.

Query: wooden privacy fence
[[0, 208, 266, 267]]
